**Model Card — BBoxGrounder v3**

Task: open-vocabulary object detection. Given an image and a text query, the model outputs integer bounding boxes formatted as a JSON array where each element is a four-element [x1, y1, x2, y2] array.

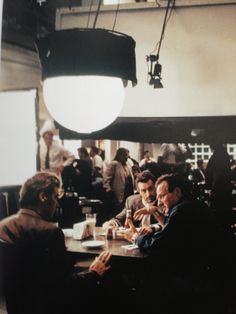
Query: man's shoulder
[[126, 194, 142, 206], [175, 198, 210, 215]]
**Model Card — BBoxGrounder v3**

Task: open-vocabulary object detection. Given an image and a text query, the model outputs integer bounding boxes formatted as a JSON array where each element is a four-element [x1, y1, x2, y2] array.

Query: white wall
[[0, 0, 3, 62], [57, 3, 236, 117], [0, 90, 37, 186]]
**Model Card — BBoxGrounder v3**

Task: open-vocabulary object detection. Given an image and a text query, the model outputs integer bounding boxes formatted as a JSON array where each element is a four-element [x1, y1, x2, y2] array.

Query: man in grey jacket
[[103, 170, 161, 232]]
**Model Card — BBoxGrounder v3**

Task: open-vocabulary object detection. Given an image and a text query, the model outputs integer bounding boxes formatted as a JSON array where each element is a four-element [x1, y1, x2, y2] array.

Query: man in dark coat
[[124, 174, 218, 314], [0, 172, 111, 314]]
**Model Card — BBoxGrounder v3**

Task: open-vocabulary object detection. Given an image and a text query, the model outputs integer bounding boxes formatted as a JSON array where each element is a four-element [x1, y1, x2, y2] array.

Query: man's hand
[[102, 220, 117, 230], [123, 220, 138, 243], [105, 187, 112, 193], [138, 226, 153, 236], [123, 228, 136, 243], [89, 251, 111, 276], [133, 205, 157, 221], [133, 207, 149, 221]]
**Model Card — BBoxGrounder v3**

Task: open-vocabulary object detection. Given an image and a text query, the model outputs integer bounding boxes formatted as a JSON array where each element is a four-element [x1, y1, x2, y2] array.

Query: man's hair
[[197, 159, 204, 167], [20, 172, 60, 208], [143, 150, 150, 156], [78, 147, 89, 157], [136, 170, 156, 185], [90, 146, 99, 154], [156, 174, 190, 197], [42, 131, 53, 137], [114, 148, 128, 162]]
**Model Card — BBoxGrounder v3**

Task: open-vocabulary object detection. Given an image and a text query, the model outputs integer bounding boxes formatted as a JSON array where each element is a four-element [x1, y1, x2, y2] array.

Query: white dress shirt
[[40, 138, 75, 173]]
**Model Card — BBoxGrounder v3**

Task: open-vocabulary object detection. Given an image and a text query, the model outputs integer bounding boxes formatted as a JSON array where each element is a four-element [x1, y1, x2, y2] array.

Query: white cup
[[85, 213, 97, 223]]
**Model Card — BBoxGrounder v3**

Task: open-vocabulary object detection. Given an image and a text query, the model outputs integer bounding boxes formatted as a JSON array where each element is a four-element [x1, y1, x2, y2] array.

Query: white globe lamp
[[36, 28, 137, 134]]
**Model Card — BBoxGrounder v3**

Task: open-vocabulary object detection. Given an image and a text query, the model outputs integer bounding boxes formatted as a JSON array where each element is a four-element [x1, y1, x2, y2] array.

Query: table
[[65, 227, 150, 295], [65, 227, 148, 259]]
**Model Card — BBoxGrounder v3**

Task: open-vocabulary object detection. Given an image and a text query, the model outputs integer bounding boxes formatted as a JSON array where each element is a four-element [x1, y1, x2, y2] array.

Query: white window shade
[[0, 90, 37, 186]]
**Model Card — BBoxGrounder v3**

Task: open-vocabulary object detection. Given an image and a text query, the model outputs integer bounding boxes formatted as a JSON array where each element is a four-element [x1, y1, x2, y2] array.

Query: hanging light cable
[[93, 0, 102, 28], [112, 0, 120, 31], [147, 0, 175, 88]]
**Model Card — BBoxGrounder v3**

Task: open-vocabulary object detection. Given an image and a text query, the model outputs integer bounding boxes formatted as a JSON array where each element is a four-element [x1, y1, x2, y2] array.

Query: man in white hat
[[39, 119, 75, 175]]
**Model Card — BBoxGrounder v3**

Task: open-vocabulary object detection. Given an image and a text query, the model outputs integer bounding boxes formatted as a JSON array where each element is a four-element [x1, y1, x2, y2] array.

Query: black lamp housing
[[36, 28, 137, 86]]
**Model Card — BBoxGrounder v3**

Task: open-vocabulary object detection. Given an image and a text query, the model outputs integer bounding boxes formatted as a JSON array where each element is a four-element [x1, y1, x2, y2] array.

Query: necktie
[[45, 146, 50, 169]]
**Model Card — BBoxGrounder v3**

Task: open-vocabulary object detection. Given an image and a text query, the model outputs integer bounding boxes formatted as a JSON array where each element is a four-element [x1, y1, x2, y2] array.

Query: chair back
[[0, 239, 59, 314]]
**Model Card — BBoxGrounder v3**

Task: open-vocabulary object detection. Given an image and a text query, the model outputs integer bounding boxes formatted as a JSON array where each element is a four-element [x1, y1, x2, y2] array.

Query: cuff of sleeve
[[150, 224, 162, 232], [113, 220, 120, 227], [81, 269, 102, 285], [132, 232, 138, 243]]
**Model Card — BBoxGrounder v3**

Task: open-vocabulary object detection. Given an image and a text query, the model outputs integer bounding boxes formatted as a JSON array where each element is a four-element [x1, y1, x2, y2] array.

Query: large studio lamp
[[36, 28, 137, 133]]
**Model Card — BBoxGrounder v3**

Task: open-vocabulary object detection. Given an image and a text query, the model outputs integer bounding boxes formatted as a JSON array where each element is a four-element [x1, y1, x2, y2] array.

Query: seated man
[[103, 170, 161, 233], [0, 172, 111, 314], [124, 174, 217, 314]]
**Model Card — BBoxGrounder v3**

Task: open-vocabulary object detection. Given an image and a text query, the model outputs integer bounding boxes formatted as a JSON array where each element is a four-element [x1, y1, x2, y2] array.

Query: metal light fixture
[[147, 54, 163, 89], [147, 0, 175, 89], [36, 28, 137, 133]]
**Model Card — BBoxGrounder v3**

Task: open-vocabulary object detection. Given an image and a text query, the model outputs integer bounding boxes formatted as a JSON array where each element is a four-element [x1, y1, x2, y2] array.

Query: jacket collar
[[18, 208, 43, 220]]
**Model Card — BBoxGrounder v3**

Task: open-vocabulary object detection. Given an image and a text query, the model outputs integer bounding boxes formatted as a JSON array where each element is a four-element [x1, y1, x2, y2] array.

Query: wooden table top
[[65, 227, 148, 259]]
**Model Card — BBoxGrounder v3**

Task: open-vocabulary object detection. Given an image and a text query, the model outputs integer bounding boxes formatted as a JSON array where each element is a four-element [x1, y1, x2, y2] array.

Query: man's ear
[[174, 187, 182, 199], [39, 192, 47, 203]]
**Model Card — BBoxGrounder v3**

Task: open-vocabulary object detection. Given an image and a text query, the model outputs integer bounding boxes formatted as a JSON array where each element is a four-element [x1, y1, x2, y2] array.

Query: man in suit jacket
[[103, 170, 161, 232], [124, 174, 217, 314], [0, 172, 111, 314]]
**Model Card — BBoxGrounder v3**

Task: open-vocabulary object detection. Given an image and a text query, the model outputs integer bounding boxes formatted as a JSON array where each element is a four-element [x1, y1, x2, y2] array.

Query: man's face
[[156, 181, 181, 215], [43, 132, 53, 147], [120, 151, 129, 164], [41, 187, 59, 220], [138, 179, 156, 204], [89, 149, 95, 157]]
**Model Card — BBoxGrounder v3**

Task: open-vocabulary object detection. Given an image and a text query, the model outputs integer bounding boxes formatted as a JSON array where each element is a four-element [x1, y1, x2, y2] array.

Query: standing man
[[89, 146, 104, 180], [39, 119, 75, 176]]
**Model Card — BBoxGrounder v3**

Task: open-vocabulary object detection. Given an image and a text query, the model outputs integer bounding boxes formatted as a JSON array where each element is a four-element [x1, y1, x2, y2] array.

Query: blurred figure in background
[[139, 150, 156, 170], [78, 147, 93, 170], [103, 148, 134, 212], [193, 159, 206, 185], [126, 149, 139, 168], [90, 146, 104, 180], [206, 144, 232, 216], [230, 159, 236, 184], [39, 119, 75, 176], [131, 164, 142, 193], [159, 143, 193, 165]]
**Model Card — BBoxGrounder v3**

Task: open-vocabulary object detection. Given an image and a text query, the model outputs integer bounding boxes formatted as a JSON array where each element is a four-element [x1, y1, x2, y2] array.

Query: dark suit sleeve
[[136, 206, 184, 255], [48, 229, 100, 286]]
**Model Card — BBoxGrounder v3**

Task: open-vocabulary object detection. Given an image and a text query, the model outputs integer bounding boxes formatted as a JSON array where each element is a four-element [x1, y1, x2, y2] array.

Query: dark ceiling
[[2, 0, 82, 49], [55, 116, 236, 144]]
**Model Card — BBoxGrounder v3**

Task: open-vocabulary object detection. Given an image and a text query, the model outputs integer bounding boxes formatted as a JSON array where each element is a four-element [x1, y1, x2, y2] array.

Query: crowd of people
[[1, 120, 235, 313], [38, 121, 236, 227], [0, 168, 235, 314]]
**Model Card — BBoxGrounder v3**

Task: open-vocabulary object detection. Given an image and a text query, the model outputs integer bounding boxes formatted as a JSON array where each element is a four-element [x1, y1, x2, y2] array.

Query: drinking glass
[[85, 213, 97, 239]]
